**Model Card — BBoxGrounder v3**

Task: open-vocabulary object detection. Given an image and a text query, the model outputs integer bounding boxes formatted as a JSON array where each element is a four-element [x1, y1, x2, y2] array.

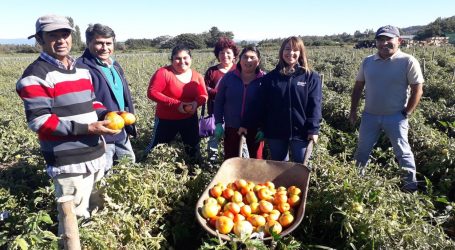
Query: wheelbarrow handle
[[302, 139, 314, 168], [238, 134, 246, 158]]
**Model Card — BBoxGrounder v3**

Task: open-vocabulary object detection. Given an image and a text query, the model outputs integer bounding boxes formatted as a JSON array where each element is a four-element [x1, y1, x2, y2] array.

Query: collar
[[40, 52, 75, 70], [374, 49, 402, 61], [233, 68, 265, 79], [95, 57, 114, 67]]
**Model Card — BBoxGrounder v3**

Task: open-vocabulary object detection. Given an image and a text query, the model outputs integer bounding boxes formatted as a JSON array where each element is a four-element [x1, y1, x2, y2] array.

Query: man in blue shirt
[[77, 23, 137, 174]]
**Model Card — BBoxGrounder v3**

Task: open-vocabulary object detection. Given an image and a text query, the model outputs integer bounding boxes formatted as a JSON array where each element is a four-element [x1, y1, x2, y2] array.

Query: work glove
[[214, 123, 224, 141], [255, 130, 264, 143]]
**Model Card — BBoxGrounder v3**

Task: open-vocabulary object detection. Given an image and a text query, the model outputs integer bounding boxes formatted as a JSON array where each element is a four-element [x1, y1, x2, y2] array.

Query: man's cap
[[375, 25, 400, 39], [28, 15, 75, 39]]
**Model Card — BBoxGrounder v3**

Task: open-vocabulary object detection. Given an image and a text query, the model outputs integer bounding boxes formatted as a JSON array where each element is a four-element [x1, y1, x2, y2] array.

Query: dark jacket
[[214, 69, 263, 129], [242, 66, 322, 140], [76, 49, 136, 143]]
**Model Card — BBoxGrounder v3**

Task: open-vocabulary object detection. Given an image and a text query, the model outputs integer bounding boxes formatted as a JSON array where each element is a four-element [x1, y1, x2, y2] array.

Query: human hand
[[88, 120, 121, 135], [255, 130, 264, 143], [307, 134, 318, 143], [238, 127, 248, 136], [214, 123, 224, 141]]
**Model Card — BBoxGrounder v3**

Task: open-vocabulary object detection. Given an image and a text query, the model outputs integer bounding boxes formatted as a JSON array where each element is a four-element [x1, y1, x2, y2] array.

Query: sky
[[0, 0, 454, 42]]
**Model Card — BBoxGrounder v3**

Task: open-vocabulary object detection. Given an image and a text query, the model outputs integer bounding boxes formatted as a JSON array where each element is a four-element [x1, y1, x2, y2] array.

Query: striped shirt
[[16, 56, 107, 176]]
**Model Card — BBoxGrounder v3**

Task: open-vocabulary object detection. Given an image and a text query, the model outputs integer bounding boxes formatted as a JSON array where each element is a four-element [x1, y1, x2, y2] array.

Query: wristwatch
[[401, 109, 411, 118]]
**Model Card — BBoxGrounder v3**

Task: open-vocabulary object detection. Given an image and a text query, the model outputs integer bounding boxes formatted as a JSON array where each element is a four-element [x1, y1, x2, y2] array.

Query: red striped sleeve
[[38, 114, 59, 134], [18, 84, 54, 98], [54, 79, 93, 97]]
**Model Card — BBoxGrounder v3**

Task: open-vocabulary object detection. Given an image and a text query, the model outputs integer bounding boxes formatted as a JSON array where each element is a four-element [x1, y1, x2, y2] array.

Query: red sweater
[[148, 66, 208, 120]]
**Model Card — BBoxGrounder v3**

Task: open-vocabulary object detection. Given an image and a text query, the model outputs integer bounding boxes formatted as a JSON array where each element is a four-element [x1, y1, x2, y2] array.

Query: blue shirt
[[96, 58, 125, 111]]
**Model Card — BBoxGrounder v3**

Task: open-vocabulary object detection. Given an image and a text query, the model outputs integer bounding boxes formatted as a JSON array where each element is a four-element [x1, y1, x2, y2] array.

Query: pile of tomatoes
[[199, 179, 302, 237]]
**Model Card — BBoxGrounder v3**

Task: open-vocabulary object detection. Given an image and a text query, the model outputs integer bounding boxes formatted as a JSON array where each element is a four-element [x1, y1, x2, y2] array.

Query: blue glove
[[255, 130, 264, 143], [214, 123, 224, 140]]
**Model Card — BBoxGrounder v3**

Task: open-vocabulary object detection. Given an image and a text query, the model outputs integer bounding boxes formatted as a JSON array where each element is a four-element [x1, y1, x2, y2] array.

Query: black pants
[[146, 114, 200, 158]]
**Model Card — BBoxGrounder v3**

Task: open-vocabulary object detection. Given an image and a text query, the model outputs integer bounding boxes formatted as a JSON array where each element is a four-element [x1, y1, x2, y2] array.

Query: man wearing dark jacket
[[76, 23, 136, 173]]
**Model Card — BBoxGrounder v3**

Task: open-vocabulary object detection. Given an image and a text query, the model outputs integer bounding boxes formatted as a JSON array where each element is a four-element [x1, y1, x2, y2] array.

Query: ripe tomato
[[201, 202, 220, 219], [279, 211, 294, 227], [210, 185, 223, 198], [119, 111, 136, 125], [104, 111, 124, 130], [265, 220, 282, 235], [259, 200, 274, 213], [216, 216, 234, 234]]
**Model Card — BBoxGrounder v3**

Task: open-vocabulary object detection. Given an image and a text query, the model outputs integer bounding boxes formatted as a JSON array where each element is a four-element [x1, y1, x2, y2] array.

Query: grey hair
[[85, 23, 116, 46]]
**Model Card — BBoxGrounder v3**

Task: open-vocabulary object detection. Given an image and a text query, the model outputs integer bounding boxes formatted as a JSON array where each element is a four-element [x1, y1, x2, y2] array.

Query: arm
[[404, 83, 423, 115], [304, 73, 323, 139], [17, 75, 117, 136], [195, 73, 209, 106], [204, 68, 218, 98], [214, 78, 227, 125], [349, 80, 365, 125], [147, 68, 181, 109]]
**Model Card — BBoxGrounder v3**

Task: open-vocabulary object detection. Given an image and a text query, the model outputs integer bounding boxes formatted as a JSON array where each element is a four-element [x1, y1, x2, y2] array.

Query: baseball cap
[[375, 25, 400, 39], [28, 15, 75, 39]]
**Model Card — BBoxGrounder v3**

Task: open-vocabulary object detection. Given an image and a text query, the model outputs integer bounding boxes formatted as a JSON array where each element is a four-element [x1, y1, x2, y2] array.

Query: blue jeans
[[105, 135, 135, 173], [267, 138, 309, 163], [354, 111, 417, 191]]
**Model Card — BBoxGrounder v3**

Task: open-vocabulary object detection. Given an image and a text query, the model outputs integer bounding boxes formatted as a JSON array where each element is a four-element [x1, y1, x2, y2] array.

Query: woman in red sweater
[[144, 45, 208, 160]]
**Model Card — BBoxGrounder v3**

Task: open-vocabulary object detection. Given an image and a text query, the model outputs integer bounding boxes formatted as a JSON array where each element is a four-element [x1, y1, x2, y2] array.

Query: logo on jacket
[[297, 81, 307, 87]]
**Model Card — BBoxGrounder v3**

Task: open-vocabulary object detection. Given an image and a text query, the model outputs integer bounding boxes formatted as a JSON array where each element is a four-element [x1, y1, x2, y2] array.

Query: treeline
[[124, 26, 234, 50], [414, 16, 455, 40]]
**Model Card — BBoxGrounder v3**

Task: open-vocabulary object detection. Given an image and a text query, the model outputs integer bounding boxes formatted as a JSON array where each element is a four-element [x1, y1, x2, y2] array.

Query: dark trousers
[[146, 114, 200, 158], [224, 127, 264, 160]]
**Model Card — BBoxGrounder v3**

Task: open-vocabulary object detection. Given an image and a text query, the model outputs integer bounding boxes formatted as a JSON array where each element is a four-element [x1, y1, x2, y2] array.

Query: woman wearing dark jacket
[[240, 36, 322, 162], [214, 46, 265, 160]]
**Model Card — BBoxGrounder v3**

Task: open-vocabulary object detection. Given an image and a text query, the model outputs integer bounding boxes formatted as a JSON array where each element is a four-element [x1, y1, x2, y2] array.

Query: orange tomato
[[224, 202, 240, 214], [276, 202, 291, 213], [287, 186, 302, 196], [119, 111, 136, 125], [264, 181, 275, 189], [210, 185, 223, 198], [216, 216, 234, 234], [257, 187, 273, 201], [222, 188, 234, 199], [216, 196, 227, 206], [267, 209, 281, 222], [250, 202, 260, 214], [248, 214, 266, 227], [259, 200, 274, 214], [245, 191, 258, 204], [240, 205, 252, 217], [233, 213, 246, 223], [104, 111, 124, 130], [201, 202, 220, 219], [183, 104, 193, 113], [273, 193, 288, 205], [232, 191, 243, 203], [235, 179, 248, 189], [288, 194, 301, 207], [265, 220, 282, 235], [279, 211, 294, 227]]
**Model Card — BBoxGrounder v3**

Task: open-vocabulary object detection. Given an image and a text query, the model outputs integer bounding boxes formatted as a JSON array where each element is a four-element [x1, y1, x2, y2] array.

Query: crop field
[[1, 45, 455, 249]]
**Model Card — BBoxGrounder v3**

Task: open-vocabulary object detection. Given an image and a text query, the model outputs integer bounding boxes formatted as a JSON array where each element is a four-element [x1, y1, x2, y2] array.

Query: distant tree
[[67, 17, 83, 51], [414, 16, 455, 40], [162, 33, 205, 49], [125, 39, 153, 49], [204, 26, 234, 47], [151, 35, 172, 47]]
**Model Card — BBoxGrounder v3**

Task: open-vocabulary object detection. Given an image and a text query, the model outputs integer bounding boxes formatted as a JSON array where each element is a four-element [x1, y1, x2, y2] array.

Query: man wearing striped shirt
[[16, 15, 119, 235]]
